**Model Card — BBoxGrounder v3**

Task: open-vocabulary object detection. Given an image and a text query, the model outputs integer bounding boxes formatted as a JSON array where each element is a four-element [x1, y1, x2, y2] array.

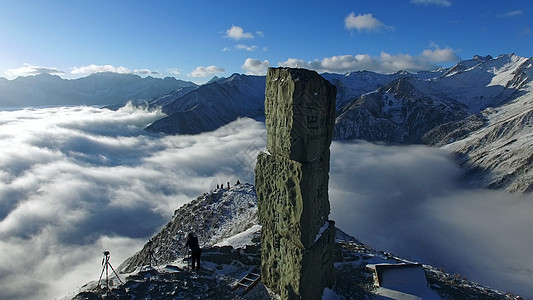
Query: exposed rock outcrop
[[255, 67, 337, 299], [118, 183, 258, 273]]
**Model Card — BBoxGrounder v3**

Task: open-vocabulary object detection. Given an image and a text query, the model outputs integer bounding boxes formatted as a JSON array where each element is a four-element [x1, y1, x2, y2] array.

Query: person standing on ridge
[[185, 232, 201, 271]]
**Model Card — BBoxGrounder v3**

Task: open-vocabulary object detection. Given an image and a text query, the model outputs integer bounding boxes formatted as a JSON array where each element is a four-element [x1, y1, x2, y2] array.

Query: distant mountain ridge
[[146, 73, 266, 135], [146, 54, 530, 140], [141, 54, 532, 192], [334, 54, 530, 144], [0, 72, 198, 107], [2, 54, 531, 192]]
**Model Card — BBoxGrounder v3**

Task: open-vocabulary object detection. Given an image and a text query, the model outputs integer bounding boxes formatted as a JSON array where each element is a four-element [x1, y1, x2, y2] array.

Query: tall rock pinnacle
[[255, 67, 336, 299]]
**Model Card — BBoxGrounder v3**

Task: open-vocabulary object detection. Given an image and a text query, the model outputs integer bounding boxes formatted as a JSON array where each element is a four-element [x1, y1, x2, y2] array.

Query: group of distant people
[[216, 179, 240, 190]]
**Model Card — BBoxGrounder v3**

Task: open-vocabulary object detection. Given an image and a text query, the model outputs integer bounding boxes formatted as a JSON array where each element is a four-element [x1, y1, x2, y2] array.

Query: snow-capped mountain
[[445, 87, 533, 192], [333, 75, 472, 143], [146, 74, 266, 135], [321, 71, 402, 109], [145, 71, 405, 135], [334, 54, 531, 143], [429, 54, 529, 112], [333, 54, 533, 192], [0, 72, 197, 107], [434, 54, 533, 192], [72, 183, 519, 299]]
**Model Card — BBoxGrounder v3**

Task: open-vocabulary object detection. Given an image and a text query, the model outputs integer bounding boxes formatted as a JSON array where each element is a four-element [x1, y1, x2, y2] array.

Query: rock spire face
[[255, 67, 336, 299]]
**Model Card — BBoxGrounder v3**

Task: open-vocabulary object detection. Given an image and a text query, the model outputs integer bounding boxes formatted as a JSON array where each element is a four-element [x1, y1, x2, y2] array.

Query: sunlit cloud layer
[[279, 46, 460, 73], [3, 64, 161, 80], [70, 64, 160, 76], [0, 106, 266, 299], [4, 64, 65, 78], [0, 106, 531, 299], [187, 65, 226, 77]]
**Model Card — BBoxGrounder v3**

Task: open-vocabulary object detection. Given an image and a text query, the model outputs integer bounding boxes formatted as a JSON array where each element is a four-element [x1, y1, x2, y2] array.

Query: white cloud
[[4, 64, 64, 78], [344, 12, 391, 32], [321, 54, 379, 72], [71, 64, 131, 75], [278, 58, 309, 69], [410, 0, 452, 7], [378, 52, 427, 72], [133, 69, 161, 76], [222, 47, 231, 52], [241, 58, 270, 75], [187, 65, 225, 77], [0, 106, 266, 299], [1, 106, 532, 299], [329, 141, 533, 298], [224, 25, 254, 40], [69, 65, 161, 77], [167, 68, 181, 75], [498, 10, 523, 18], [235, 44, 258, 52], [421, 46, 460, 62], [279, 46, 460, 74]]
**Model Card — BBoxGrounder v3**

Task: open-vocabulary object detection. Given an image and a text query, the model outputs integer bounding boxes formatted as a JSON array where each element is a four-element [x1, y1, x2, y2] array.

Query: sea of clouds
[[0, 105, 531, 299]]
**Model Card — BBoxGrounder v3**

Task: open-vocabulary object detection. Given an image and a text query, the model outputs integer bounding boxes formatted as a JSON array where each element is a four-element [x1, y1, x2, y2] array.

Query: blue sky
[[0, 0, 531, 83]]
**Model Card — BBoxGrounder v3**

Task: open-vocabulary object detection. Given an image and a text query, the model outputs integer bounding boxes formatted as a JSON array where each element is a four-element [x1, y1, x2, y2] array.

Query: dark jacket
[[186, 236, 200, 252]]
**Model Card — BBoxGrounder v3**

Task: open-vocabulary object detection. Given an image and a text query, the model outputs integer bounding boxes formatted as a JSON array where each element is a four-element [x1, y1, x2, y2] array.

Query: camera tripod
[[98, 251, 123, 290]]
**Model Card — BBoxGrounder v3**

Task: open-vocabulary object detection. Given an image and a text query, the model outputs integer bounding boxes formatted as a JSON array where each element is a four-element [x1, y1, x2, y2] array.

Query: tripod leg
[[97, 265, 106, 286], [108, 263, 124, 284]]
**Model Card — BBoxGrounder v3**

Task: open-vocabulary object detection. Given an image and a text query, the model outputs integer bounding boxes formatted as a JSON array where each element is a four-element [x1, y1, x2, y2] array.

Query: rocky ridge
[[146, 74, 266, 135], [118, 183, 259, 273], [445, 85, 533, 192], [72, 184, 521, 299]]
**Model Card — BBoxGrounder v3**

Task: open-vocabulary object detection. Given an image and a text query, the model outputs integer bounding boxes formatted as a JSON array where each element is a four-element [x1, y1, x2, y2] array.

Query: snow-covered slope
[[334, 54, 532, 144], [0, 72, 197, 107], [118, 183, 258, 273], [429, 54, 529, 112], [321, 71, 400, 109], [445, 85, 533, 192]]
